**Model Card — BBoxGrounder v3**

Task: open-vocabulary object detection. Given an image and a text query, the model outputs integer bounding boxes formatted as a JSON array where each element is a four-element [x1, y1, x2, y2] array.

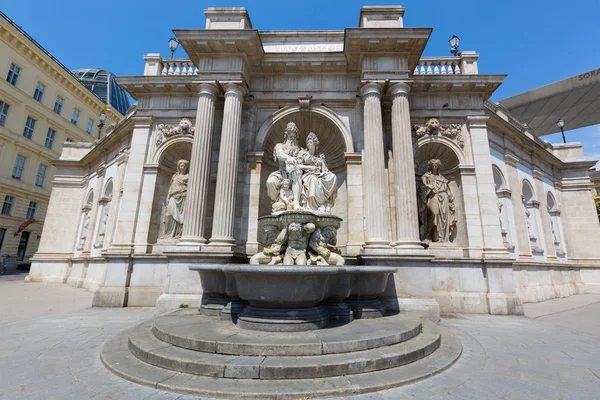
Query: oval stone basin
[[190, 264, 397, 331]]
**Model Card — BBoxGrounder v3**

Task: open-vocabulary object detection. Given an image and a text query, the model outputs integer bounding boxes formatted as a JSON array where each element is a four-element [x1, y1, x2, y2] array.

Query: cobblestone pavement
[[0, 277, 599, 400]]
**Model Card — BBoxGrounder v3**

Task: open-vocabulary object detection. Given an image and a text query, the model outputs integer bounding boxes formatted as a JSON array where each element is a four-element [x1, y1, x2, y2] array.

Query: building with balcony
[[0, 11, 123, 271], [27, 6, 600, 316]]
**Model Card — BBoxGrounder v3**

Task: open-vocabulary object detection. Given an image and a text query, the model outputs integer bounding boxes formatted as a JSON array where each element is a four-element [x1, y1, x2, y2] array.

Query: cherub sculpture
[[271, 179, 294, 213]]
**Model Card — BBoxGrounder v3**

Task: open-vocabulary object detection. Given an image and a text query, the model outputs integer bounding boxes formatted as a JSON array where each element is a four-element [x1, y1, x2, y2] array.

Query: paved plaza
[[0, 275, 599, 400]]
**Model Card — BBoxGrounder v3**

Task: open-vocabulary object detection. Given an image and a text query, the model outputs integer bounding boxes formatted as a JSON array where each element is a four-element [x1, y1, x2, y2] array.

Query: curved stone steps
[[101, 323, 462, 399], [128, 319, 441, 380], [152, 311, 422, 356]]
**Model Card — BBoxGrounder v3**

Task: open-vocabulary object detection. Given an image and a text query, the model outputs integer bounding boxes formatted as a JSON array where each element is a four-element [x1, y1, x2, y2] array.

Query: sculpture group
[[267, 122, 337, 214]]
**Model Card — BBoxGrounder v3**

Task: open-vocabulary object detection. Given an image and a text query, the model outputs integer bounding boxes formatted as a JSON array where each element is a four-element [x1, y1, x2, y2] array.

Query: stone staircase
[[101, 310, 461, 399]]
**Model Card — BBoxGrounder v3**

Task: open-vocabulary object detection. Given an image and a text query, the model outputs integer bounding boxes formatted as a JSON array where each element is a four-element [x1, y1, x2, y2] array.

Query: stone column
[[360, 82, 391, 251], [389, 82, 425, 253], [178, 83, 220, 249], [466, 116, 508, 258], [504, 152, 532, 259], [207, 82, 246, 251]]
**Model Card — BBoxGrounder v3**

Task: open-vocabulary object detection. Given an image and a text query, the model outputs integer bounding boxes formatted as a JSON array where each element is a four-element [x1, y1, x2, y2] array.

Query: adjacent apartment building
[[0, 11, 126, 271]]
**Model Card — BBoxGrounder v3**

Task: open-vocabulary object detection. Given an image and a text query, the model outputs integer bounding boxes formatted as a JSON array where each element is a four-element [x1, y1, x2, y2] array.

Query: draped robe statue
[[162, 160, 189, 239], [418, 159, 456, 242]]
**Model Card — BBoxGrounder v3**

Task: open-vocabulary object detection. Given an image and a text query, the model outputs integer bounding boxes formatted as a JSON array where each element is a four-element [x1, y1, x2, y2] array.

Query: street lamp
[[97, 113, 106, 139], [449, 35, 460, 56], [557, 119, 566, 144], [168, 37, 179, 58]]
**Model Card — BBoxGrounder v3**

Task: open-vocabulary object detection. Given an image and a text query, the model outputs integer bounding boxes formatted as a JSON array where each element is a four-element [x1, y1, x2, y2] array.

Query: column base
[[394, 241, 428, 256], [204, 237, 236, 253], [177, 236, 207, 252], [362, 239, 394, 255]]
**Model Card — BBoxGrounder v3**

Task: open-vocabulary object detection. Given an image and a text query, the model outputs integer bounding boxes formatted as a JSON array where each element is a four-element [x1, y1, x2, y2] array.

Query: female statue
[[419, 159, 456, 242], [297, 132, 337, 213], [162, 160, 189, 238]]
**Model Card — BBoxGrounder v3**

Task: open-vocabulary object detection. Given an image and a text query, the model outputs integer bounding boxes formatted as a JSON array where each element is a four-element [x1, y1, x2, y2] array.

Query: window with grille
[[35, 164, 47, 187], [12, 155, 26, 180], [23, 116, 36, 139], [33, 82, 45, 102], [6, 63, 20, 86]]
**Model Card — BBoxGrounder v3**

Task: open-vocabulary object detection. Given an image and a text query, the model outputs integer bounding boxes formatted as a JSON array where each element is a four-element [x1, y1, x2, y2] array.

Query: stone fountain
[[101, 122, 461, 398]]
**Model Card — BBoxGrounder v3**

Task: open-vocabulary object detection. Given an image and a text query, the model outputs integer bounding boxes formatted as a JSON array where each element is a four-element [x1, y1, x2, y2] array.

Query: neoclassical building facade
[[27, 6, 600, 318]]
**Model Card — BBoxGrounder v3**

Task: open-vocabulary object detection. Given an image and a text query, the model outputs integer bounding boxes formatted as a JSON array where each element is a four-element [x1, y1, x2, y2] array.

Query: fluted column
[[178, 83, 220, 248], [389, 82, 425, 252], [207, 82, 246, 250], [361, 82, 391, 250]]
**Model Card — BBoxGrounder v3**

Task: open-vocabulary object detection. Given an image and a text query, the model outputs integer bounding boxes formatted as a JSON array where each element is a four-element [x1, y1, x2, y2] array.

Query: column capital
[[360, 81, 384, 98], [221, 81, 247, 98], [196, 81, 221, 98], [465, 115, 489, 129], [388, 81, 411, 97], [130, 116, 155, 128]]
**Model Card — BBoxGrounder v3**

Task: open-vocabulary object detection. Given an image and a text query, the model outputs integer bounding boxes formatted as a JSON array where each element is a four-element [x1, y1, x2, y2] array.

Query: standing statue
[[77, 210, 91, 250], [418, 159, 456, 243], [266, 122, 338, 214], [308, 226, 344, 265], [162, 160, 189, 239]]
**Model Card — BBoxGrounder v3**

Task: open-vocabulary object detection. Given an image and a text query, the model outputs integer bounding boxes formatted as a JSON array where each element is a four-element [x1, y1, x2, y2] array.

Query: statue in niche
[[95, 196, 112, 247], [77, 208, 91, 251], [266, 122, 338, 214], [418, 159, 456, 243], [250, 225, 286, 265], [161, 160, 189, 239], [308, 226, 344, 265], [283, 222, 315, 265], [525, 207, 532, 237]]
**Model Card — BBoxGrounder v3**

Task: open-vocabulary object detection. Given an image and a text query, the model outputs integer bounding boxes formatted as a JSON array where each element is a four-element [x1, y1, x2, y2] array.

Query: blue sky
[[3, 0, 599, 164]]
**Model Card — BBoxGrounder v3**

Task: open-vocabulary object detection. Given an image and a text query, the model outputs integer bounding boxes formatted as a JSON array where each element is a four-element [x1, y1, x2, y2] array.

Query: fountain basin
[[190, 264, 397, 331]]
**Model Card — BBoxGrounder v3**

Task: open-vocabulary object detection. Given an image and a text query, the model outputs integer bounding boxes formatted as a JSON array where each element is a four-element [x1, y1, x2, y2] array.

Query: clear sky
[[3, 0, 599, 164]]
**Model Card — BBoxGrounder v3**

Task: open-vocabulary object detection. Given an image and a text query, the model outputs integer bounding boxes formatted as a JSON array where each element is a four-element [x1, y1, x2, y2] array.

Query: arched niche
[[492, 166, 514, 250], [94, 179, 114, 248], [256, 108, 351, 253], [76, 189, 94, 251], [413, 141, 463, 246], [521, 179, 543, 253], [148, 141, 192, 244], [546, 191, 566, 256]]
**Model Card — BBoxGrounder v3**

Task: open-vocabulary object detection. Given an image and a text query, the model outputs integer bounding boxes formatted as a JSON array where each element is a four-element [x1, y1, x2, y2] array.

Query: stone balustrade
[[143, 52, 479, 76]]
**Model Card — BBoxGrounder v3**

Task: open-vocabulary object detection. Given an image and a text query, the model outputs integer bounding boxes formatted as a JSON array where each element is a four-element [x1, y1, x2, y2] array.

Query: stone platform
[[101, 310, 462, 398]]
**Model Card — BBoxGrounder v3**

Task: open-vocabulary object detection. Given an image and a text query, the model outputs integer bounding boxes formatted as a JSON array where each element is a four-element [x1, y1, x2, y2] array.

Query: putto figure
[[266, 122, 338, 214], [418, 159, 456, 243], [161, 160, 189, 239]]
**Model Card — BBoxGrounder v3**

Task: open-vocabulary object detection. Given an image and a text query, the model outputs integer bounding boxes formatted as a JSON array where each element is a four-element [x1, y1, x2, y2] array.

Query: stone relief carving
[[156, 118, 195, 147], [418, 159, 457, 244], [411, 118, 464, 148], [266, 122, 338, 214], [161, 160, 189, 239]]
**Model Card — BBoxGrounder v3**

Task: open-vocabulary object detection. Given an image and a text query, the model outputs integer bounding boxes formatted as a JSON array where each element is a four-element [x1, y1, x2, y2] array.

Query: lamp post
[[97, 113, 106, 139], [449, 35, 460, 56], [557, 119, 566, 144], [168, 37, 179, 58]]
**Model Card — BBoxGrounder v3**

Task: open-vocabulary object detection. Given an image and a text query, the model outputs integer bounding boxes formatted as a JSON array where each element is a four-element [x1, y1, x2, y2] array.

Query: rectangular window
[[35, 164, 47, 187], [86, 118, 94, 134], [45, 128, 56, 149], [1, 196, 15, 216], [6, 63, 20, 86], [71, 108, 80, 125], [33, 81, 45, 102], [0, 100, 9, 126], [53, 96, 64, 115], [26, 201, 37, 220], [0, 228, 5, 252], [23, 116, 36, 139], [12, 155, 26, 180]]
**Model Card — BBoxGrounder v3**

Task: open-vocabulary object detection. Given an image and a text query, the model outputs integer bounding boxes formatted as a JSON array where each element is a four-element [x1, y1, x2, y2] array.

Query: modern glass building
[[72, 69, 131, 115]]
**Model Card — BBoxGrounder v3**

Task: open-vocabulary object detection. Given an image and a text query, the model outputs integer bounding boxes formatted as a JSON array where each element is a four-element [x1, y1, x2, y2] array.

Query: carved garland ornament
[[156, 118, 195, 147], [411, 118, 464, 148]]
